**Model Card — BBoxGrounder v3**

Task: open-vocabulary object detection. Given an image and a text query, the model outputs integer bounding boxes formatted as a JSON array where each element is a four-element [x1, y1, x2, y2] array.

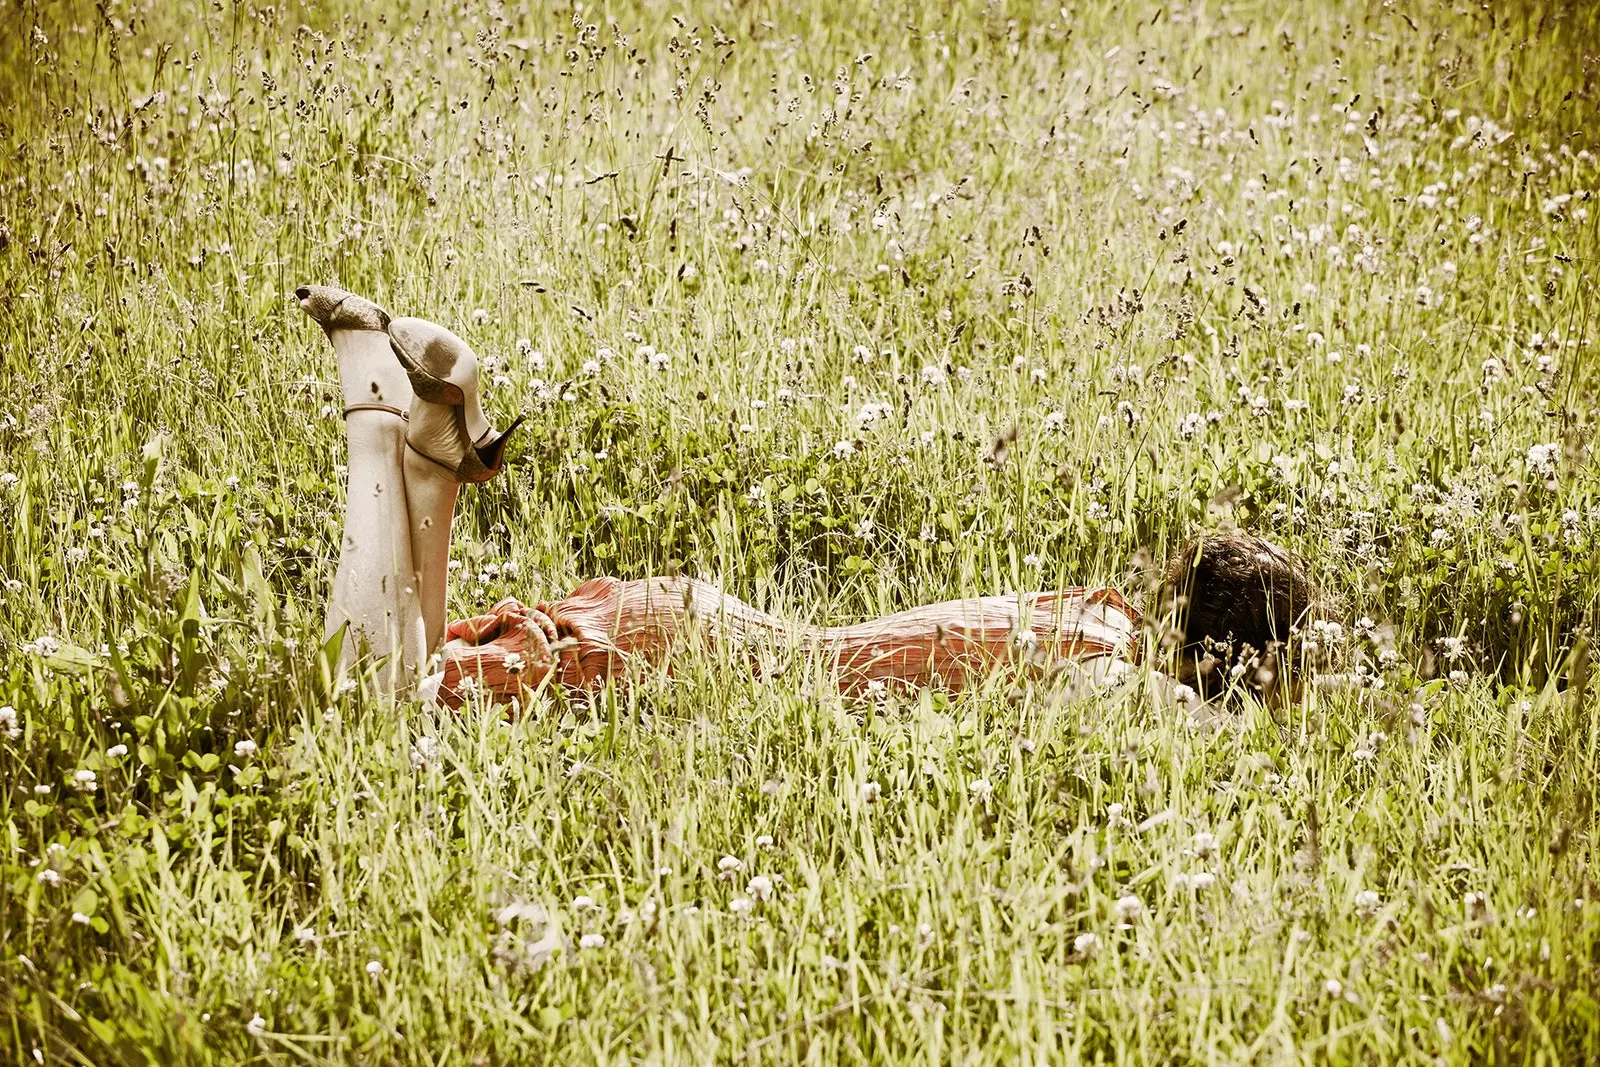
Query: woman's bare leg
[[401, 447, 460, 654], [296, 285, 425, 692], [386, 314, 520, 659]]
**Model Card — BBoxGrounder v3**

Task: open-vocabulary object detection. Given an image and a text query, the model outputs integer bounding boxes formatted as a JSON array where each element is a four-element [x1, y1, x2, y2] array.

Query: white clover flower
[[1073, 932, 1099, 956], [571, 895, 597, 912], [860, 780, 882, 804], [0, 705, 19, 740], [106, 744, 127, 758], [246, 1014, 266, 1036], [411, 735, 440, 770], [1043, 410, 1066, 431], [579, 932, 606, 949], [1355, 890, 1381, 915], [717, 854, 743, 873], [1113, 894, 1143, 920], [1189, 871, 1217, 891], [1526, 442, 1560, 480], [728, 897, 753, 914], [747, 875, 774, 901], [832, 439, 856, 459], [37, 868, 62, 886], [233, 739, 257, 758], [967, 777, 993, 801], [1325, 978, 1344, 998], [919, 364, 947, 386], [1179, 412, 1206, 440], [365, 960, 384, 977], [72, 769, 97, 793]]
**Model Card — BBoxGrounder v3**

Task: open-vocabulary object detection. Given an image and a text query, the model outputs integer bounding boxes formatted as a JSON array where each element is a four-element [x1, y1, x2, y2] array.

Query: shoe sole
[[389, 335, 467, 405]]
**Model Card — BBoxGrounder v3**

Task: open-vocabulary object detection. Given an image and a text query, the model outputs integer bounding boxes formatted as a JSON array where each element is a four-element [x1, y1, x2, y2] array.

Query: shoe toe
[[296, 285, 390, 331]]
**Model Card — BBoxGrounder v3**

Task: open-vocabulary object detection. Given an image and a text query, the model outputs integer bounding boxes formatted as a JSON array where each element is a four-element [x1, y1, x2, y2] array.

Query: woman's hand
[[435, 598, 560, 709]]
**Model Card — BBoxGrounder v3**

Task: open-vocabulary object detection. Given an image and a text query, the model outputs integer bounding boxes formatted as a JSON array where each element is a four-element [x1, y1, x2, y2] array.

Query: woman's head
[[1157, 532, 1327, 701]]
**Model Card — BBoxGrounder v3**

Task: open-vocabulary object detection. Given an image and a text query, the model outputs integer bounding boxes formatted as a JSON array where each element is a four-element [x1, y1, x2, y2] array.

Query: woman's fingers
[[444, 611, 506, 645], [437, 610, 558, 708]]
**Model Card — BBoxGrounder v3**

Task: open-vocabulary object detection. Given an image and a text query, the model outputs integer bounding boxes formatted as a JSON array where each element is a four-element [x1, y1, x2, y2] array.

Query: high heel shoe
[[295, 284, 391, 333], [405, 407, 526, 484], [387, 316, 524, 483], [386, 316, 491, 436]]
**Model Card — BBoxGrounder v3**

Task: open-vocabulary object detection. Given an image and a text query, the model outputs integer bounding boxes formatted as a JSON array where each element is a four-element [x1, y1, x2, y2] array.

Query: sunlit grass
[[1, 0, 1598, 1062]]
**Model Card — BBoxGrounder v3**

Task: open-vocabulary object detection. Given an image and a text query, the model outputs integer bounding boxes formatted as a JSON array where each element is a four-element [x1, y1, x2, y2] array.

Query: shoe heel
[[474, 414, 526, 474]]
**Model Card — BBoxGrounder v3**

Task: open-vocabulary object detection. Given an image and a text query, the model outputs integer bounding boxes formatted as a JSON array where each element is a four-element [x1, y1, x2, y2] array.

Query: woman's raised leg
[[386, 315, 522, 654], [296, 284, 426, 692]]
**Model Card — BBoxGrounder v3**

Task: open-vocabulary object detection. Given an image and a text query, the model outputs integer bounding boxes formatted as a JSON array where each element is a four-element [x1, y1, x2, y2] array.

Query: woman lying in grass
[[298, 285, 1328, 712]]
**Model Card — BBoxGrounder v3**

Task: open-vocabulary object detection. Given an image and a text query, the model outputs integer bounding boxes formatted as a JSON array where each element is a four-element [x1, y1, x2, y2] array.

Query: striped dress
[[432, 577, 1140, 708]]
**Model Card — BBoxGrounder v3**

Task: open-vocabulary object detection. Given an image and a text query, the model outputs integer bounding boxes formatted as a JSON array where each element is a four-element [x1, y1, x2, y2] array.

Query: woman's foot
[[387, 316, 523, 483]]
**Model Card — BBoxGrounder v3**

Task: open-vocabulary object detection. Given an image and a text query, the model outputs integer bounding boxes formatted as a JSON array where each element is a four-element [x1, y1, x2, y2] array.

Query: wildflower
[[503, 651, 526, 675], [246, 1014, 266, 1036], [471, 308, 489, 325], [919, 364, 947, 386], [755, 834, 774, 849], [365, 960, 384, 977], [71, 769, 97, 794], [1073, 932, 1099, 956], [233, 739, 257, 758], [1526, 442, 1560, 480], [1325, 978, 1344, 998], [37, 868, 61, 886], [1355, 890, 1381, 915], [1043, 410, 1067, 431], [0, 705, 19, 740], [967, 777, 993, 801], [579, 932, 606, 949], [106, 744, 127, 758], [832, 439, 856, 458], [1113, 894, 1143, 921], [1179, 412, 1206, 439], [411, 735, 440, 769], [717, 854, 743, 873], [747, 876, 774, 901], [728, 897, 753, 914], [860, 780, 882, 804], [571, 895, 597, 912]]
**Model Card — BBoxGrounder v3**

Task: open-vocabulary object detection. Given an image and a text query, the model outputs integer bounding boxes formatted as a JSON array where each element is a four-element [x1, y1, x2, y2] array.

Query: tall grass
[[1, 0, 1598, 1062]]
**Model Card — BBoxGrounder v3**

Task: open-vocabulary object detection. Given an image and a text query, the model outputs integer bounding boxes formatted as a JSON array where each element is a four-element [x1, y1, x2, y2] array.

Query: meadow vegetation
[[2, 0, 1599, 1062]]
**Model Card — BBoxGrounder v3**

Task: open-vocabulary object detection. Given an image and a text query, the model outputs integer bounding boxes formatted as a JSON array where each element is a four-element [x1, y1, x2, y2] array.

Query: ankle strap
[[343, 403, 408, 420], [405, 438, 459, 475]]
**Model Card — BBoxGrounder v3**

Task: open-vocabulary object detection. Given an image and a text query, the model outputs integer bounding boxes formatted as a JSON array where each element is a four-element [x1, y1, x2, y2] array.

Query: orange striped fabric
[[435, 578, 1140, 709]]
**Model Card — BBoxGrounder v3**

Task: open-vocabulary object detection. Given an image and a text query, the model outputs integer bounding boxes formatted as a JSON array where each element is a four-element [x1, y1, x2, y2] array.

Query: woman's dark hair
[[1157, 533, 1325, 701]]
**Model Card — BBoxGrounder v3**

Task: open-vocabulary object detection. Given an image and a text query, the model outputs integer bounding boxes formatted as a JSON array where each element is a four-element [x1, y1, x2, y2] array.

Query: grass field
[[3, 0, 1600, 1062]]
